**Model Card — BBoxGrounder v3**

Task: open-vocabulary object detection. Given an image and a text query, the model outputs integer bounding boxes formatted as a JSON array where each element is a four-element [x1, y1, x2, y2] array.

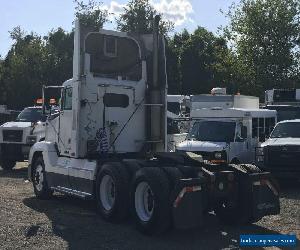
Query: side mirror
[[236, 125, 247, 142]]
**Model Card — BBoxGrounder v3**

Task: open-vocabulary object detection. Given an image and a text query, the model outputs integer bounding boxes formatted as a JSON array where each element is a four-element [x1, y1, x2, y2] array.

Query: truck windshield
[[187, 121, 236, 142], [270, 122, 300, 138], [16, 108, 45, 122]]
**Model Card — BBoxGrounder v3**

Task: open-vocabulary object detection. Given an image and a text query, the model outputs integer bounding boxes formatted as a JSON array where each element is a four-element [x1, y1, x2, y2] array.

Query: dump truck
[[27, 17, 280, 235]]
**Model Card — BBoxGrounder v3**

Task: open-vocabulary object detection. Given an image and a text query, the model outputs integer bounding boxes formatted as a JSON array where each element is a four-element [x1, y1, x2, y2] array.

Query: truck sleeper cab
[[176, 108, 277, 164], [28, 18, 280, 235]]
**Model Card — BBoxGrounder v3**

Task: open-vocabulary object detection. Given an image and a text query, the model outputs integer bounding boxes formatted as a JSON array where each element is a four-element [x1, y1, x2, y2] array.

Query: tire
[[32, 156, 53, 199], [123, 161, 141, 179], [0, 159, 16, 171], [162, 166, 183, 189], [96, 162, 130, 221], [131, 167, 171, 235]]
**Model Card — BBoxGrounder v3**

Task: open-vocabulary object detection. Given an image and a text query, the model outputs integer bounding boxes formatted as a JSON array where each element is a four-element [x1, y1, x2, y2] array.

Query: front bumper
[[0, 143, 32, 161]]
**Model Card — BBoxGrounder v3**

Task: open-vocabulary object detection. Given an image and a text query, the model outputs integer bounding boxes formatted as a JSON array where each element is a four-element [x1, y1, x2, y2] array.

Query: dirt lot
[[0, 163, 299, 250]]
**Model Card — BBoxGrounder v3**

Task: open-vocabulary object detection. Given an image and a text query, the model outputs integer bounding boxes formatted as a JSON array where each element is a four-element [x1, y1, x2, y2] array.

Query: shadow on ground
[[0, 167, 28, 179], [23, 194, 292, 250]]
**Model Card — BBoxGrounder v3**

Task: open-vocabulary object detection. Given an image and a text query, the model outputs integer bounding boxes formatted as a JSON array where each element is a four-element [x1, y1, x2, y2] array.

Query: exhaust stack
[[148, 15, 165, 152]]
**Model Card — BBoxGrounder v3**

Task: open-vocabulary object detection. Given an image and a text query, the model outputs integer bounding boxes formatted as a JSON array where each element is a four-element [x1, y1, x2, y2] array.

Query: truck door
[[229, 120, 251, 163], [59, 87, 74, 156], [97, 85, 143, 153]]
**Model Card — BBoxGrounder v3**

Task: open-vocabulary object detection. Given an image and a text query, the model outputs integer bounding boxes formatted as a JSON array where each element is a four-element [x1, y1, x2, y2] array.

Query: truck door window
[[62, 88, 73, 110]]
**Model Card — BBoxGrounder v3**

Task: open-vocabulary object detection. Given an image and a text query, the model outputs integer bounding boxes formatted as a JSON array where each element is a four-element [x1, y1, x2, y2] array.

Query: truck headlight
[[215, 152, 222, 159], [26, 136, 37, 145]]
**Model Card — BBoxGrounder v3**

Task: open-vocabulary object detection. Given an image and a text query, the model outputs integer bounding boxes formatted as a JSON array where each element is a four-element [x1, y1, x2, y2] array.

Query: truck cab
[[0, 106, 47, 170], [176, 108, 277, 164], [256, 119, 300, 180]]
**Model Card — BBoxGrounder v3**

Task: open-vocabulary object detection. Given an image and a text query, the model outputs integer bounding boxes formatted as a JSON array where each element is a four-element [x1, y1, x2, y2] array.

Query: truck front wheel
[[131, 167, 171, 235], [32, 157, 52, 199], [96, 162, 130, 221], [0, 159, 16, 171]]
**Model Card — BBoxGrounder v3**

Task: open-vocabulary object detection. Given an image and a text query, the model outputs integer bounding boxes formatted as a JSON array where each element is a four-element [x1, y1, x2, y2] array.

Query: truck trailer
[[28, 17, 280, 235]]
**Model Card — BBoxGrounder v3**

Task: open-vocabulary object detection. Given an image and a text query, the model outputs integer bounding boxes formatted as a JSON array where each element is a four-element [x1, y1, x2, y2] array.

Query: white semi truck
[[0, 106, 47, 170], [27, 17, 279, 235], [176, 108, 277, 164]]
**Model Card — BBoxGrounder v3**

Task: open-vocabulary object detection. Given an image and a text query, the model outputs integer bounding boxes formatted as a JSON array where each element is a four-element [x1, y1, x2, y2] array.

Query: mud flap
[[172, 178, 207, 229], [241, 172, 280, 222], [250, 173, 280, 219]]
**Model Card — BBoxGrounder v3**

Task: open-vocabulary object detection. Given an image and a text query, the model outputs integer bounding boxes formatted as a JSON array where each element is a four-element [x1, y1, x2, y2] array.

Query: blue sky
[[0, 0, 239, 57]]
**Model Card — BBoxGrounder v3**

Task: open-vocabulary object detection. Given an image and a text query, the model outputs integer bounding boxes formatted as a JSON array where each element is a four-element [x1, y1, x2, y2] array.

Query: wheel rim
[[135, 182, 154, 222], [100, 175, 115, 211], [34, 164, 44, 192]]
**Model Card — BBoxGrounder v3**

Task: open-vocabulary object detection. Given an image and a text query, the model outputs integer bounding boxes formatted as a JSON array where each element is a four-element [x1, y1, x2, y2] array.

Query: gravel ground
[[0, 163, 299, 250]]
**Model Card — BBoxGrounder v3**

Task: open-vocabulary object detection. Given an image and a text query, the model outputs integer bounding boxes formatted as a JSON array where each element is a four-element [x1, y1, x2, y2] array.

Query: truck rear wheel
[[32, 157, 53, 199], [96, 162, 130, 221], [0, 159, 16, 171], [131, 167, 171, 235], [162, 166, 183, 189]]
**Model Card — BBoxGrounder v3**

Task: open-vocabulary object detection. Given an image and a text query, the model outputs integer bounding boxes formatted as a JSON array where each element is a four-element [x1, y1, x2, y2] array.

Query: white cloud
[[102, 1, 125, 21], [109, 1, 125, 15], [151, 0, 193, 26], [103, 0, 193, 26]]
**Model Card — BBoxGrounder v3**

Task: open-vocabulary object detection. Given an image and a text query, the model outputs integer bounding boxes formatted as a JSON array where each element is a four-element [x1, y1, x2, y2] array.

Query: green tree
[[2, 30, 48, 109], [166, 29, 190, 94], [174, 27, 232, 94], [74, 0, 109, 29], [0, 27, 74, 109], [224, 0, 300, 96], [116, 0, 173, 34], [44, 28, 74, 85]]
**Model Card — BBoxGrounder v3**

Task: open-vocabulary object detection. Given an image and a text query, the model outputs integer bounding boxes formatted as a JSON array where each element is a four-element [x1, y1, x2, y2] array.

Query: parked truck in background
[[264, 89, 300, 122], [176, 107, 277, 164], [256, 119, 300, 181], [27, 17, 279, 235], [0, 105, 20, 125], [0, 105, 47, 170]]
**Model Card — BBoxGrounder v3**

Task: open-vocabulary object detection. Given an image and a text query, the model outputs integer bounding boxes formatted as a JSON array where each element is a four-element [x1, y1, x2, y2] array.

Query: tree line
[[1, 0, 300, 110]]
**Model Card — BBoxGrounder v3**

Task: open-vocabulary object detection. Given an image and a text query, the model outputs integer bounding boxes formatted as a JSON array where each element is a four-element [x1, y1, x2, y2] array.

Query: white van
[[176, 108, 277, 164]]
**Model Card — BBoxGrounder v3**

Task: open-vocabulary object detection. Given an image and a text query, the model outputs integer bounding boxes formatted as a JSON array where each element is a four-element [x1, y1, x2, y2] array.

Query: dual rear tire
[[96, 164, 179, 235]]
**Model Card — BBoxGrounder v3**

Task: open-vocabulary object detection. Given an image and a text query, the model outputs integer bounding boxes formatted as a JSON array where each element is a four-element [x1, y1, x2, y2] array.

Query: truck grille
[[266, 146, 300, 170], [2, 130, 23, 142]]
